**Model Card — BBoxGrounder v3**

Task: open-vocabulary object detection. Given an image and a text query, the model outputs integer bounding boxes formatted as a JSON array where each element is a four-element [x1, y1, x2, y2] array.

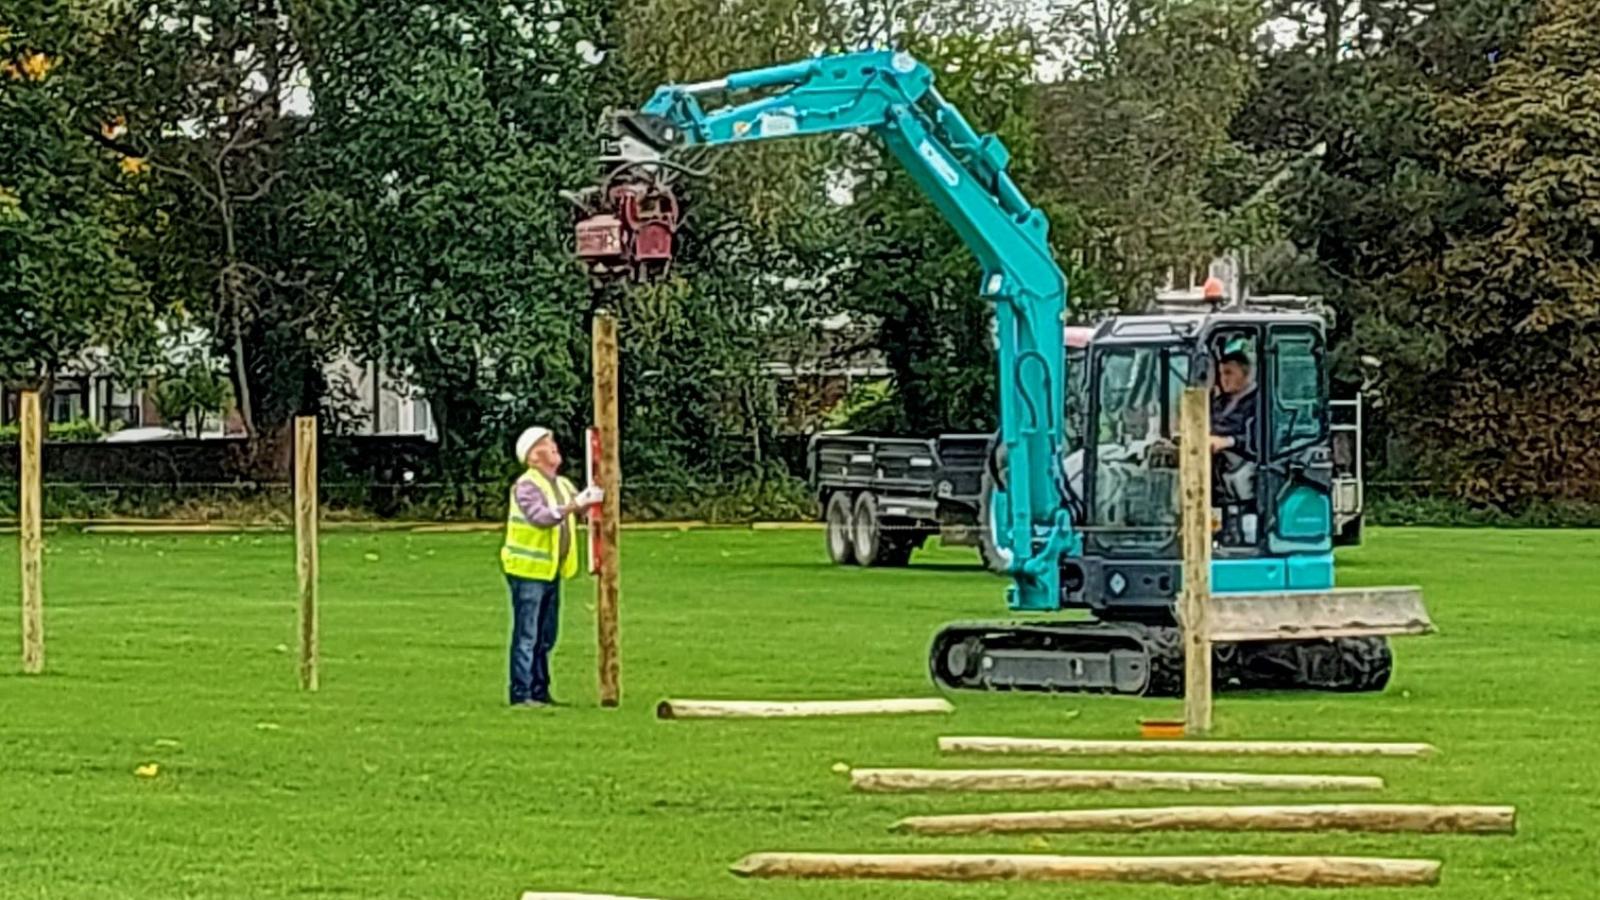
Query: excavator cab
[[941, 302, 1432, 697], [1068, 309, 1338, 615]]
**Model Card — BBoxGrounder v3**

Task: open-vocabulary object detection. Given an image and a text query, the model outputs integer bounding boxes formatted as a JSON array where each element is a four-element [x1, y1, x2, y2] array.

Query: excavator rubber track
[[1226, 634, 1394, 693], [929, 621, 1392, 698]]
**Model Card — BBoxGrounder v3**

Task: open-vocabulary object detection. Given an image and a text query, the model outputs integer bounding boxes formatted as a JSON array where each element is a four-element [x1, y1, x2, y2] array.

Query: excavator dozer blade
[[1208, 587, 1434, 643]]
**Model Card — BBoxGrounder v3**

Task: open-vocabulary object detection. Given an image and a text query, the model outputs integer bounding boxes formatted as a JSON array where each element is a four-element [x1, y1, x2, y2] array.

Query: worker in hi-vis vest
[[502, 426, 602, 707]]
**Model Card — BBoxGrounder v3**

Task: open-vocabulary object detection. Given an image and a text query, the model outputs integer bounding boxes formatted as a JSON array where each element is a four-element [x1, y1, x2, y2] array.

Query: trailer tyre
[[852, 492, 912, 567], [976, 471, 1014, 574], [1335, 515, 1363, 547], [824, 492, 856, 565]]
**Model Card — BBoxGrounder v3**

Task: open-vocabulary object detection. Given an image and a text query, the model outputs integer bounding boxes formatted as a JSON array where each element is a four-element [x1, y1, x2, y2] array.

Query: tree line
[[2, 0, 1595, 512]]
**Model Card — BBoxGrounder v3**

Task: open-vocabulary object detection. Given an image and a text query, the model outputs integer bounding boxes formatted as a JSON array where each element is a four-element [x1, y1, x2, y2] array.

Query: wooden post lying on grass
[[19, 390, 44, 674], [1179, 386, 1211, 735], [849, 767, 1383, 794], [892, 804, 1517, 836], [521, 894, 666, 900], [937, 736, 1438, 758], [728, 852, 1441, 887], [294, 415, 319, 692], [657, 698, 954, 720], [593, 310, 621, 708]]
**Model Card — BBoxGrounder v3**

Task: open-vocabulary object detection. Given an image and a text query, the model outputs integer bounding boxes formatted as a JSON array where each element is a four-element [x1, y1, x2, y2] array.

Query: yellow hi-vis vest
[[501, 469, 579, 581]]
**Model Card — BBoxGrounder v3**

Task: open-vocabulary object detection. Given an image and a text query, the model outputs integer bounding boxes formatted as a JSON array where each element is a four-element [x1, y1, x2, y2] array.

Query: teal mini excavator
[[567, 50, 1433, 697]]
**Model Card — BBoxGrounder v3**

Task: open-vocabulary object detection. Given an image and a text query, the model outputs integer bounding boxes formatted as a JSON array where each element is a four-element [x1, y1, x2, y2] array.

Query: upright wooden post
[[592, 311, 621, 707], [19, 390, 44, 674], [294, 416, 319, 691], [1179, 387, 1212, 734]]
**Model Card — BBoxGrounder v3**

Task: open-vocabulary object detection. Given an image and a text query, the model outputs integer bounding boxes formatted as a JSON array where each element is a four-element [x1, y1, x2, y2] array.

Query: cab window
[[1268, 326, 1327, 456]]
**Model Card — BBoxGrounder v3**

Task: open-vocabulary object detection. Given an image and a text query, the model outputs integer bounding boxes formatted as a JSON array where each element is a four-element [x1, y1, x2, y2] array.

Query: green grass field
[[3, 527, 1598, 898]]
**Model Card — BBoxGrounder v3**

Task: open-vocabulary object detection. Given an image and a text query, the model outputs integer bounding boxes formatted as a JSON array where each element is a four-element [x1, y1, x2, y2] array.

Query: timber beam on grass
[[656, 698, 953, 720], [81, 523, 283, 535], [728, 852, 1441, 887], [939, 736, 1438, 758], [521, 893, 668, 899], [848, 767, 1383, 793], [892, 803, 1517, 836]]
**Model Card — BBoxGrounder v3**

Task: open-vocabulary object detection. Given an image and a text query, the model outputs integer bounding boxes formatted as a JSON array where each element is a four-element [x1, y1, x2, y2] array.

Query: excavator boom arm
[[612, 50, 1076, 609]]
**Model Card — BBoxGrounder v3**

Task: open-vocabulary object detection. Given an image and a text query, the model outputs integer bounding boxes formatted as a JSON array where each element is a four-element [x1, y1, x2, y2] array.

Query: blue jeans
[[508, 575, 560, 704]]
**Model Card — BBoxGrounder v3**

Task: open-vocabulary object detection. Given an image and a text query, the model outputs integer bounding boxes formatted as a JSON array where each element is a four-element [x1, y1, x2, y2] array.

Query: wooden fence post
[[1179, 387, 1212, 735], [593, 312, 621, 707], [19, 390, 44, 674], [295, 416, 319, 691]]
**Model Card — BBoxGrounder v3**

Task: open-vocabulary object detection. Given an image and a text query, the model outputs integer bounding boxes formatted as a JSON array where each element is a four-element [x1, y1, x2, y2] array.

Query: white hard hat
[[515, 426, 552, 464]]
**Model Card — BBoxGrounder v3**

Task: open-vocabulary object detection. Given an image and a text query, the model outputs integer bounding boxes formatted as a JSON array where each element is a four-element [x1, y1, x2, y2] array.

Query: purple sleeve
[[515, 479, 563, 526]]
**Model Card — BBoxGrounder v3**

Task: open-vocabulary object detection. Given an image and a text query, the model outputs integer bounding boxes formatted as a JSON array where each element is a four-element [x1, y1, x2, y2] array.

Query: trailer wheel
[[824, 492, 856, 565], [852, 492, 912, 567], [1335, 515, 1363, 547], [976, 471, 1013, 574]]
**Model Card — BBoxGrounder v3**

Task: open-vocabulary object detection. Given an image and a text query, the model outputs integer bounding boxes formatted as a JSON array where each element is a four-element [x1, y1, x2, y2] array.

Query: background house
[[1, 353, 436, 441], [0, 373, 156, 430]]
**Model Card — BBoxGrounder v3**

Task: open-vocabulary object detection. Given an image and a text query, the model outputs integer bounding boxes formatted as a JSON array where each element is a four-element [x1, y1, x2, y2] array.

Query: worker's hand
[[573, 485, 604, 508], [1209, 435, 1233, 453]]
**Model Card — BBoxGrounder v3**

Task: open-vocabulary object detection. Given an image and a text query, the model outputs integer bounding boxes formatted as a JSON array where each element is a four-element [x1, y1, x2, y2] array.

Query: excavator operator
[[1210, 351, 1257, 458], [1210, 347, 1259, 545]]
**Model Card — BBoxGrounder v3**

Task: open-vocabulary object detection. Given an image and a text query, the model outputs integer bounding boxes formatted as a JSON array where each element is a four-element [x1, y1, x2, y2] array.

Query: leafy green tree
[[0, 9, 149, 394], [1037, 0, 1267, 309], [298, 0, 618, 484], [619, 0, 842, 241], [1236, 0, 1546, 493], [622, 0, 1074, 438], [824, 24, 1048, 433], [1417, 0, 1600, 504], [603, 0, 848, 484], [86, 0, 326, 437], [153, 358, 232, 436]]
